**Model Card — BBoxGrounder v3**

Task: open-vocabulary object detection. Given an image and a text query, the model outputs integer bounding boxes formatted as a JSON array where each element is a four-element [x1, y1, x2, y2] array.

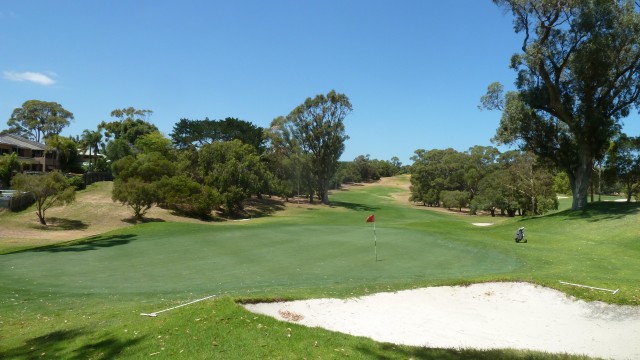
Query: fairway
[[1, 179, 639, 359]]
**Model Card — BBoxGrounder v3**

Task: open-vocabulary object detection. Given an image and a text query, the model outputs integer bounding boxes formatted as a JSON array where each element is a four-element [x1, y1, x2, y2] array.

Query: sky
[[2, 1, 639, 165]]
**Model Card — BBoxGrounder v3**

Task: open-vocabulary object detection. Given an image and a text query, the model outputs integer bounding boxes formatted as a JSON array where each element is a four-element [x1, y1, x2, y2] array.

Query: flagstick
[[373, 221, 377, 261]]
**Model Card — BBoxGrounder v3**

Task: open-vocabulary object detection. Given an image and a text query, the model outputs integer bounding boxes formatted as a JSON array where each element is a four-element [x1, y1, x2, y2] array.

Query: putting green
[[0, 221, 517, 296]]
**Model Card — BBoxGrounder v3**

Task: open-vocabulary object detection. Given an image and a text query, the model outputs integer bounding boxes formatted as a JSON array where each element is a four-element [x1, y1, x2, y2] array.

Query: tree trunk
[[569, 150, 593, 211], [36, 211, 47, 225], [321, 190, 329, 205]]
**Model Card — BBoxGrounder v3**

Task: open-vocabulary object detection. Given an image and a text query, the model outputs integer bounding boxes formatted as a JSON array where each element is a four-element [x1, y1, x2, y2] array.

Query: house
[[0, 134, 59, 172]]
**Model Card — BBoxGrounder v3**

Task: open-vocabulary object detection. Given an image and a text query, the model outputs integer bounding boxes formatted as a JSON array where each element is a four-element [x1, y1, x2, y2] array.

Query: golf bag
[[515, 227, 526, 243]]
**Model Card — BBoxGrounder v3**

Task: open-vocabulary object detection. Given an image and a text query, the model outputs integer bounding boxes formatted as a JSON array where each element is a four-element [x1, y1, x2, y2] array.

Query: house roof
[[0, 134, 47, 150]]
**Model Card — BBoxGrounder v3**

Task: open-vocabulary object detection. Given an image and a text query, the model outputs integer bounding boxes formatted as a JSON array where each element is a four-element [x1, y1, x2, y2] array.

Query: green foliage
[[99, 107, 158, 163], [409, 148, 467, 206], [111, 152, 176, 219], [198, 140, 271, 214], [605, 133, 640, 201], [553, 171, 572, 195], [6, 100, 74, 142], [11, 171, 75, 225], [80, 129, 103, 172], [156, 175, 220, 218], [111, 177, 156, 219], [101, 107, 156, 144], [489, 0, 640, 210], [411, 148, 557, 216], [440, 190, 469, 211], [105, 138, 133, 163], [112, 153, 175, 182], [0, 153, 23, 188], [280, 90, 352, 204], [66, 174, 86, 191], [134, 131, 174, 157], [171, 117, 265, 153], [46, 135, 83, 173], [264, 116, 314, 200]]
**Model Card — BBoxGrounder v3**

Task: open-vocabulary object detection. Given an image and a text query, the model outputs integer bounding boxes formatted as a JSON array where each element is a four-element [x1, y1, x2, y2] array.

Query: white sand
[[472, 223, 493, 226], [244, 282, 640, 359]]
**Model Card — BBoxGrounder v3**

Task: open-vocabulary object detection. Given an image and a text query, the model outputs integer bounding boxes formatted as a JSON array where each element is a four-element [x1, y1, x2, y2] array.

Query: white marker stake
[[141, 295, 216, 317], [559, 281, 619, 295]]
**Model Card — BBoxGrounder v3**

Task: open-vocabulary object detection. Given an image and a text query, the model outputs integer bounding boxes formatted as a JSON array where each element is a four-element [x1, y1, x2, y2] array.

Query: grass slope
[[1, 177, 638, 359]]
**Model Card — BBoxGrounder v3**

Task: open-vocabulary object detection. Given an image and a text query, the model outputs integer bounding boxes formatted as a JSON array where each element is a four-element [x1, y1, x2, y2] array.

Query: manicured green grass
[[1, 179, 638, 359]]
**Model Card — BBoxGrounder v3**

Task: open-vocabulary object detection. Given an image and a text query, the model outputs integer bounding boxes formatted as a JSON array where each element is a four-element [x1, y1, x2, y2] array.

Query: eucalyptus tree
[[6, 100, 73, 142], [409, 148, 466, 206], [278, 90, 352, 204], [100, 107, 158, 162], [484, 0, 640, 210], [264, 116, 313, 200]]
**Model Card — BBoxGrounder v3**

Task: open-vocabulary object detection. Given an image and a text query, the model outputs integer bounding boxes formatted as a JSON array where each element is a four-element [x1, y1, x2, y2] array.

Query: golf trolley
[[515, 227, 526, 243]]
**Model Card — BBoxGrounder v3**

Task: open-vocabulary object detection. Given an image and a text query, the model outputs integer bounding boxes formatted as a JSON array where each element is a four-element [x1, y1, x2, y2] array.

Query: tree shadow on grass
[[330, 201, 379, 212], [37, 217, 89, 230], [546, 202, 640, 222], [9, 234, 137, 254], [121, 217, 166, 224], [0, 328, 145, 360], [243, 197, 286, 218]]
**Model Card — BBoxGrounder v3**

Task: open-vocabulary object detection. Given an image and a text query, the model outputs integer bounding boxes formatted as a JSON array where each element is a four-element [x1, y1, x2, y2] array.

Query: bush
[[66, 175, 86, 191], [156, 175, 220, 218]]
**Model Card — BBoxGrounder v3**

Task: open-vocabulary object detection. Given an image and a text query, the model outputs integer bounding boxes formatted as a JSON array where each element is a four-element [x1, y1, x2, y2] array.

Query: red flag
[[366, 214, 375, 223]]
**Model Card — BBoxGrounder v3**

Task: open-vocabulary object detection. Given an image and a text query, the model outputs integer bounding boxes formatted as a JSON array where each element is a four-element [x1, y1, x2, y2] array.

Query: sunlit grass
[[1, 178, 638, 359]]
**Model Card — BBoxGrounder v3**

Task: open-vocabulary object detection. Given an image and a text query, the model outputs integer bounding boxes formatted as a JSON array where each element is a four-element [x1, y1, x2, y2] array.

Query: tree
[[112, 177, 157, 220], [102, 107, 155, 143], [464, 146, 500, 200], [499, 151, 558, 216], [197, 140, 272, 214], [80, 129, 103, 171], [0, 153, 23, 188], [134, 131, 174, 158], [111, 152, 176, 219], [46, 135, 82, 173], [409, 148, 466, 207], [280, 90, 352, 204], [440, 190, 469, 212], [264, 116, 313, 201], [100, 107, 158, 163], [170, 117, 265, 152], [11, 171, 75, 225], [486, 0, 640, 210], [155, 175, 221, 218], [6, 100, 74, 142], [606, 133, 640, 202]]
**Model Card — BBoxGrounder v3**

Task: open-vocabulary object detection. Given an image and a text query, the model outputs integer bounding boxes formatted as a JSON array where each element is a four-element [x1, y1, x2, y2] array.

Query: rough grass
[[1, 177, 638, 359]]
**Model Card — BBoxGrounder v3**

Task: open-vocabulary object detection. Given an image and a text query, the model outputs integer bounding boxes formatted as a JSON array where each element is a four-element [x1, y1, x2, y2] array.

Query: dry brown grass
[[0, 181, 206, 252]]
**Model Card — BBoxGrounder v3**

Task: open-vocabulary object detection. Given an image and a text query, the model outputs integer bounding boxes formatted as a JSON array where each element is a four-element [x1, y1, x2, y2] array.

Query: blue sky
[[3, 1, 636, 165]]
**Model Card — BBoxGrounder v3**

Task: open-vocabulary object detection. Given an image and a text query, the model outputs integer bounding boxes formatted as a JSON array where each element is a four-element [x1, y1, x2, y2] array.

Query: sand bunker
[[244, 282, 640, 359], [472, 223, 493, 226]]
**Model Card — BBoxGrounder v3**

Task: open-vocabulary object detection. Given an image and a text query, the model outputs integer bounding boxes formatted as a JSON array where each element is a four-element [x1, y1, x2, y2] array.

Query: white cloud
[[3, 71, 56, 86]]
